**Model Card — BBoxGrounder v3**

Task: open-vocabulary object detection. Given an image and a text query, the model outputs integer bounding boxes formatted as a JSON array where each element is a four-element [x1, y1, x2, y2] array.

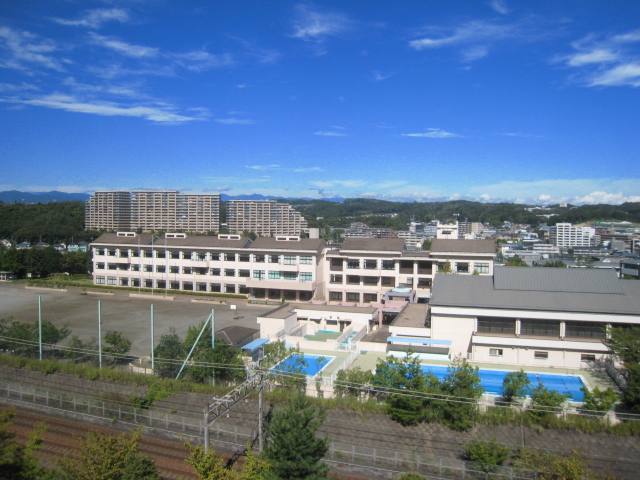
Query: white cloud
[[497, 131, 545, 138], [401, 128, 461, 138], [214, 117, 254, 125], [310, 180, 366, 188], [409, 20, 516, 51], [372, 70, 395, 81], [54, 8, 130, 29], [8, 93, 202, 123], [291, 4, 351, 42], [489, 0, 509, 15], [566, 48, 618, 67], [314, 131, 348, 136], [461, 45, 489, 62], [170, 50, 234, 72], [589, 63, 640, 87], [294, 167, 323, 172], [246, 165, 280, 171], [89, 33, 159, 58], [0, 26, 65, 72]]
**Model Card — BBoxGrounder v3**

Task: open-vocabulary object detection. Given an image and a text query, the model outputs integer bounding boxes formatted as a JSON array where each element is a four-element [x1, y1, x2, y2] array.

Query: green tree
[[603, 326, 640, 412], [540, 259, 566, 268], [528, 383, 568, 419], [1, 248, 27, 278], [501, 370, 531, 403], [463, 438, 511, 474], [103, 331, 132, 364], [264, 392, 329, 480], [514, 448, 592, 480], [438, 358, 484, 431], [0, 317, 71, 358], [581, 386, 617, 415], [0, 407, 50, 480], [372, 352, 429, 426], [437, 261, 453, 273], [505, 256, 528, 266], [57, 429, 160, 480], [153, 333, 185, 378], [186, 443, 269, 480], [334, 366, 373, 398]]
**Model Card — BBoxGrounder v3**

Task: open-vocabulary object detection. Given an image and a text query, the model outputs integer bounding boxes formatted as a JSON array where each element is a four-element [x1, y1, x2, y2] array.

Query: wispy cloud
[[294, 167, 323, 172], [314, 131, 348, 136], [214, 117, 254, 125], [246, 165, 280, 171], [372, 70, 395, 81], [4, 93, 203, 123], [53, 8, 130, 29], [489, 0, 509, 15], [311, 180, 367, 188], [497, 131, 545, 138], [401, 128, 462, 138], [170, 50, 234, 72], [560, 29, 640, 87], [291, 4, 352, 42], [0, 26, 65, 72], [89, 33, 159, 58]]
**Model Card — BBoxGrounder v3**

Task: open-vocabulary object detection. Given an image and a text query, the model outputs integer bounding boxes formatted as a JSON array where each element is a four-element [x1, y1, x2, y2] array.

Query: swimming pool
[[420, 364, 586, 402], [274, 354, 334, 377]]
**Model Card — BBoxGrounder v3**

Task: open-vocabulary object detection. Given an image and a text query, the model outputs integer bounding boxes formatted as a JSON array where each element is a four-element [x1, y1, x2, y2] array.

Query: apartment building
[[91, 233, 495, 306], [226, 200, 307, 236], [85, 191, 220, 233], [430, 267, 640, 369], [549, 222, 598, 247]]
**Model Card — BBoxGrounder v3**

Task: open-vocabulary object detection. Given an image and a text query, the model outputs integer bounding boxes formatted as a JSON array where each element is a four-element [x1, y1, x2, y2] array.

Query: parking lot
[[0, 283, 275, 356]]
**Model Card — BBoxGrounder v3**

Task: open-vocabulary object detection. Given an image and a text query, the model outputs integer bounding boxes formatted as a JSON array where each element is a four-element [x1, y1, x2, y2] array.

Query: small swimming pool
[[420, 364, 586, 402], [275, 354, 334, 377]]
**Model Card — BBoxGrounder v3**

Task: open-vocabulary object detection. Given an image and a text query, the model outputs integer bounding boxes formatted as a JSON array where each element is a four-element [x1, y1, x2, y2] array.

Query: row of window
[[328, 274, 432, 287], [329, 291, 378, 303], [489, 348, 597, 362], [478, 317, 606, 339], [95, 264, 313, 281], [95, 249, 313, 264]]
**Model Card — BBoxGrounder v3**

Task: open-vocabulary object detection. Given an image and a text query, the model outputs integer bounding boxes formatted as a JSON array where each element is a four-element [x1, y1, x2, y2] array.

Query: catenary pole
[[151, 304, 155, 375], [98, 300, 102, 369], [38, 296, 42, 361]]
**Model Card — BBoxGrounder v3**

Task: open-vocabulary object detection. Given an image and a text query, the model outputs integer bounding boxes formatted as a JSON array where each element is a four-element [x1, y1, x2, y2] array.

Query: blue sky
[[1, 1, 639, 205]]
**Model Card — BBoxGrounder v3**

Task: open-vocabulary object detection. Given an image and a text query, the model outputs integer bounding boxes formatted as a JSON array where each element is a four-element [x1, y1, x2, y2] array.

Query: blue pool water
[[420, 365, 586, 402], [275, 354, 334, 377]]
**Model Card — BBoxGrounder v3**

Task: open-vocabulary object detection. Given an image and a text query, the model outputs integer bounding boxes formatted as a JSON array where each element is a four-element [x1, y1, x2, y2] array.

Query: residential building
[[620, 259, 640, 279], [226, 200, 307, 236], [549, 223, 598, 247], [429, 267, 640, 368], [85, 191, 220, 233]]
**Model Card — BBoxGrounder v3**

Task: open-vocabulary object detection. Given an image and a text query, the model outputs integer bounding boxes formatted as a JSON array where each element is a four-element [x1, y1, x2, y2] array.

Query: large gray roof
[[247, 237, 326, 251], [341, 238, 405, 252], [430, 267, 640, 315], [430, 239, 496, 254], [92, 233, 250, 248]]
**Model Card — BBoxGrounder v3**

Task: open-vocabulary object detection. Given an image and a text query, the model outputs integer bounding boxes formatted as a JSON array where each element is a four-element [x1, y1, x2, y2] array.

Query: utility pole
[[98, 300, 102, 369], [38, 296, 42, 361], [258, 373, 264, 453]]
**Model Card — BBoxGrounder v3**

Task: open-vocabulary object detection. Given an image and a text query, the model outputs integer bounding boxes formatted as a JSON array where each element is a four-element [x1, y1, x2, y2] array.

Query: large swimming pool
[[274, 354, 334, 377], [420, 364, 586, 402]]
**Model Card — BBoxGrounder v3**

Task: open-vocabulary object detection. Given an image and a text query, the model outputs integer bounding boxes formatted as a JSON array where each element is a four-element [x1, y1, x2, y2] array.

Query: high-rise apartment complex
[[86, 191, 220, 233], [549, 222, 598, 247], [226, 200, 307, 236]]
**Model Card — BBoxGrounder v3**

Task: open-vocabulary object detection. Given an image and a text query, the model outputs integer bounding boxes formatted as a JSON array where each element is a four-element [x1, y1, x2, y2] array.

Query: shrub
[[463, 438, 511, 473]]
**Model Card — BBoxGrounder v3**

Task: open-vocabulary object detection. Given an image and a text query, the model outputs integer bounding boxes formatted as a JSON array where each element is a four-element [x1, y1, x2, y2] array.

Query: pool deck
[[344, 351, 619, 392]]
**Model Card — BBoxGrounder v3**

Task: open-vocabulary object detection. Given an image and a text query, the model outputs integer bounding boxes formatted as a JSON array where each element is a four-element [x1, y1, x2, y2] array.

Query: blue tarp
[[242, 338, 270, 350], [387, 336, 451, 346]]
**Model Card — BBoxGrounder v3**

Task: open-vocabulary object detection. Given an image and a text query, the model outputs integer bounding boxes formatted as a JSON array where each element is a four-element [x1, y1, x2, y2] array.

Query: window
[[169, 266, 179, 274], [268, 271, 281, 279], [120, 278, 129, 286], [382, 260, 395, 270], [210, 253, 220, 261], [224, 269, 235, 277], [364, 259, 377, 269], [381, 277, 394, 286], [254, 254, 265, 262], [96, 262, 105, 270], [581, 354, 596, 362], [347, 259, 360, 269], [363, 276, 378, 285], [107, 249, 116, 256], [197, 282, 207, 292], [565, 321, 605, 339], [210, 283, 221, 292], [330, 292, 342, 301], [283, 255, 296, 265], [300, 256, 312, 265], [197, 253, 207, 261], [119, 250, 129, 258], [225, 284, 235, 293], [534, 351, 548, 360], [364, 293, 377, 303], [144, 264, 152, 272], [95, 248, 105, 255], [331, 258, 343, 267], [489, 348, 503, 357], [417, 278, 431, 288], [239, 285, 250, 294], [170, 251, 180, 259], [144, 250, 153, 258], [474, 262, 489, 274], [156, 280, 165, 289], [521, 319, 560, 337], [183, 282, 194, 291], [107, 263, 117, 270], [238, 269, 250, 277], [131, 250, 140, 258], [170, 281, 180, 290], [253, 270, 265, 279], [456, 262, 469, 273], [144, 279, 153, 288], [347, 292, 360, 302], [347, 275, 360, 284], [183, 267, 192, 274], [132, 279, 140, 287], [269, 255, 280, 263], [478, 317, 515, 334], [282, 271, 297, 280], [330, 274, 343, 283], [196, 268, 207, 275], [130, 264, 140, 272], [300, 272, 312, 282], [239, 254, 250, 262], [95, 276, 105, 284], [156, 251, 165, 259], [183, 252, 192, 260], [225, 253, 235, 261], [210, 268, 220, 276]]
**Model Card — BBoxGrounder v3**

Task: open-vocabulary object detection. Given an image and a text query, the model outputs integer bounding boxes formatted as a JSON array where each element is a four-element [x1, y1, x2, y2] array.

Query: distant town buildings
[[549, 222, 598, 247], [226, 200, 307, 236], [85, 191, 221, 233]]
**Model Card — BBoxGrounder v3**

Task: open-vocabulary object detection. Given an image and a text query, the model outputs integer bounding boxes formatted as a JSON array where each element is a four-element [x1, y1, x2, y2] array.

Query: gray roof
[[248, 237, 326, 251], [430, 267, 640, 316], [92, 233, 250, 249], [430, 239, 496, 254], [341, 238, 405, 252], [390, 303, 428, 328]]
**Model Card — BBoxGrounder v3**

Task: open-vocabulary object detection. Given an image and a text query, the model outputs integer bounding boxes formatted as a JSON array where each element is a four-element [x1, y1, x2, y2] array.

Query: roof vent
[[165, 233, 187, 238], [116, 232, 136, 237]]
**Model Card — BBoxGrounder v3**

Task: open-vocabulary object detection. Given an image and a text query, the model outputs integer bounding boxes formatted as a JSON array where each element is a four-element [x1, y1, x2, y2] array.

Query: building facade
[[549, 223, 598, 247], [226, 200, 307, 236], [85, 191, 220, 233]]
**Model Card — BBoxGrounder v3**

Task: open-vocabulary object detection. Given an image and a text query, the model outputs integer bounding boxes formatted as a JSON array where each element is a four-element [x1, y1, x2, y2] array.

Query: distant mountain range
[[0, 191, 345, 204]]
